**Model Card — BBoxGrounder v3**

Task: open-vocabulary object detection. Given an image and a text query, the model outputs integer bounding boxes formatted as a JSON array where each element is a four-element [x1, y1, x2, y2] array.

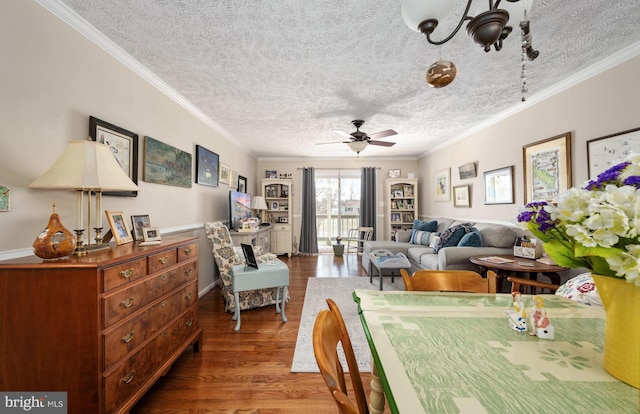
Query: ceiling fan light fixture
[[401, 0, 453, 33], [347, 141, 368, 154], [426, 59, 457, 88]]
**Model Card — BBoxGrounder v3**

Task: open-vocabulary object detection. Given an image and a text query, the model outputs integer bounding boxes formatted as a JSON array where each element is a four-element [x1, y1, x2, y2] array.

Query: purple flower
[[623, 176, 640, 188], [585, 161, 631, 190]]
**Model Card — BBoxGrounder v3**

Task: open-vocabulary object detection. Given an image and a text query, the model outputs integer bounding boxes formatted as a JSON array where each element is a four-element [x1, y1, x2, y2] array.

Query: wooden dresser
[[0, 237, 203, 413]]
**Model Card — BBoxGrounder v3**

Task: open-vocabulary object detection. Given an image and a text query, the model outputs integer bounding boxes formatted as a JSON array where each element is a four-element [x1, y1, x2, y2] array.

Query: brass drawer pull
[[161, 330, 168, 338], [120, 297, 134, 308], [121, 370, 135, 384], [185, 292, 193, 300], [185, 319, 194, 327], [121, 331, 134, 344], [160, 274, 168, 282], [119, 268, 134, 280], [183, 247, 192, 255], [160, 299, 167, 308], [185, 268, 193, 276], [158, 256, 169, 265]]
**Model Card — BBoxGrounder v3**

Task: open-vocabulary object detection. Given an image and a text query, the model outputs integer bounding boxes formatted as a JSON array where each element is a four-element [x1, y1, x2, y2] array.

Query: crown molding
[[35, 0, 243, 149]]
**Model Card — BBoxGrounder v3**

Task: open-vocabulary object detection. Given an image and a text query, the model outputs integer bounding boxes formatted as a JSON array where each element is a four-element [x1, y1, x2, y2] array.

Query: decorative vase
[[33, 205, 76, 259], [591, 274, 640, 389]]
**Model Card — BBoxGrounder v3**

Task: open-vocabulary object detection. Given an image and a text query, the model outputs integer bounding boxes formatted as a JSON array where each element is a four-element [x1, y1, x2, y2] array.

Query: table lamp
[[252, 196, 269, 224], [29, 138, 139, 254]]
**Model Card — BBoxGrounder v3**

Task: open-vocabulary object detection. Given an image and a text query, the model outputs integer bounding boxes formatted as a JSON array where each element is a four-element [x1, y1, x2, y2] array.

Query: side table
[[369, 249, 411, 291], [232, 259, 289, 332], [469, 255, 568, 292]]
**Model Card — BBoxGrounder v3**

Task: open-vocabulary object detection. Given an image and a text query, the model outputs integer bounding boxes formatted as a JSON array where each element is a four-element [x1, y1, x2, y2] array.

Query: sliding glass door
[[315, 169, 361, 249]]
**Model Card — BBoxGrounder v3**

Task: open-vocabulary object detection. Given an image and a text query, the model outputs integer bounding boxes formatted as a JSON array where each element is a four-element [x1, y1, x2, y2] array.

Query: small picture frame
[[388, 169, 401, 178], [105, 211, 133, 245], [453, 185, 471, 208], [229, 171, 239, 189], [219, 163, 230, 185], [238, 175, 247, 193], [143, 227, 162, 242], [266, 170, 277, 179], [131, 214, 151, 240], [434, 168, 451, 202], [271, 201, 279, 210]]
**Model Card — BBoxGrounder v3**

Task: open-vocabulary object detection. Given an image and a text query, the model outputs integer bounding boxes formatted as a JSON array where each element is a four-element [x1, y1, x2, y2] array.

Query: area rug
[[291, 276, 404, 373]]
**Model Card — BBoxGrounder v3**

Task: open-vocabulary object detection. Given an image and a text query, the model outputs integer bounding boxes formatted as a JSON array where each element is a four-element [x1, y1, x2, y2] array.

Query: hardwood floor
[[131, 253, 390, 414]]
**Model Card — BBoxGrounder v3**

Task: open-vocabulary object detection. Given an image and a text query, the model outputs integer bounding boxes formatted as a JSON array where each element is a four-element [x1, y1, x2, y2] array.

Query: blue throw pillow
[[410, 230, 432, 245], [413, 219, 437, 232], [434, 223, 474, 253], [457, 229, 483, 247]]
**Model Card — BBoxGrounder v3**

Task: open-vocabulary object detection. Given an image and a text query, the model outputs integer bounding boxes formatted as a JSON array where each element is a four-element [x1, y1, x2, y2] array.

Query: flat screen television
[[229, 191, 252, 230]]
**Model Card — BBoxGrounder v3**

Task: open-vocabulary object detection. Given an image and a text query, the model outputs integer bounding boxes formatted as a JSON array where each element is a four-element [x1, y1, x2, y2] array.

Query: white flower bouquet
[[517, 152, 640, 285]]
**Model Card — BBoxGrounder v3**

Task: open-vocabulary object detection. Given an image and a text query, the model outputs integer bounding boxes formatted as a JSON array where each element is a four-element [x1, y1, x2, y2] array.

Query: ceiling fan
[[317, 120, 397, 156]]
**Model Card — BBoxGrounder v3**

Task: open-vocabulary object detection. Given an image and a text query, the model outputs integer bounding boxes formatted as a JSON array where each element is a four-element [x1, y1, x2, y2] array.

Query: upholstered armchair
[[204, 221, 283, 313]]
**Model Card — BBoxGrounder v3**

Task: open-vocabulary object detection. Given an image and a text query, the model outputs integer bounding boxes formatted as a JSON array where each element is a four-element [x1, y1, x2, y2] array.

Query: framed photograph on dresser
[[106, 210, 133, 245]]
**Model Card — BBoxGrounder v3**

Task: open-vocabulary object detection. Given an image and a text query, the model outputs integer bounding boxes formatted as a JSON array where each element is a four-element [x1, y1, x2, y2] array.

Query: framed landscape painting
[[484, 166, 514, 205], [143, 136, 192, 188], [523, 132, 572, 204]]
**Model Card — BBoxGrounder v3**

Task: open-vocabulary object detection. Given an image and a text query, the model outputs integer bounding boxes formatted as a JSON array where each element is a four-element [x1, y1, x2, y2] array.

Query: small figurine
[[529, 295, 554, 339], [507, 291, 528, 332]]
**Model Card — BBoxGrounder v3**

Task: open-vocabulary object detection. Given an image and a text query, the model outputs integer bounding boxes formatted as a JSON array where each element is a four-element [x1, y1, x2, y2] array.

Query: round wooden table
[[469, 255, 568, 292]]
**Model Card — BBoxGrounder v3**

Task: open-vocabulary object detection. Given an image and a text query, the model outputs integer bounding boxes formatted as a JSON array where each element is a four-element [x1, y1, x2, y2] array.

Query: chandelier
[[402, 0, 539, 88]]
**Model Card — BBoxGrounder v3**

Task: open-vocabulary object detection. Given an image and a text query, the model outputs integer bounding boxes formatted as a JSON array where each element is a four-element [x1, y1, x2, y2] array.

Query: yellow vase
[[591, 274, 640, 389]]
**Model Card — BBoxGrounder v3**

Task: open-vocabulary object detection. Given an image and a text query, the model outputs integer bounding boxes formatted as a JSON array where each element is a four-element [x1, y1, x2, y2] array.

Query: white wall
[[417, 52, 640, 225], [0, 1, 258, 293]]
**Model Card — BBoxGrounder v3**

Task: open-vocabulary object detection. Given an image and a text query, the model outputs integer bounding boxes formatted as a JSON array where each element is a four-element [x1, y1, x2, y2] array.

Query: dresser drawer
[[102, 258, 147, 291], [178, 243, 198, 262], [148, 249, 177, 274], [103, 308, 199, 413], [102, 261, 197, 327], [103, 281, 198, 370]]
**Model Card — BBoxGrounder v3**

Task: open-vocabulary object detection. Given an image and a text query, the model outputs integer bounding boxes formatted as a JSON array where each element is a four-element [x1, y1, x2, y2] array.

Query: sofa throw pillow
[[410, 230, 433, 245], [429, 235, 440, 249], [413, 219, 438, 232], [434, 222, 474, 253], [457, 228, 483, 247]]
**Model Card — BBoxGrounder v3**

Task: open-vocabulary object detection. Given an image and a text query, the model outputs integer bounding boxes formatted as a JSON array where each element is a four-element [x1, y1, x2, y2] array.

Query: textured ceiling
[[54, 0, 640, 159]]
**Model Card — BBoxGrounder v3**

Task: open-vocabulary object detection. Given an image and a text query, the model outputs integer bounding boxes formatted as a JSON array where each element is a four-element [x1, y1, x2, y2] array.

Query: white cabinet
[[386, 178, 418, 240], [262, 179, 293, 256], [229, 225, 273, 253]]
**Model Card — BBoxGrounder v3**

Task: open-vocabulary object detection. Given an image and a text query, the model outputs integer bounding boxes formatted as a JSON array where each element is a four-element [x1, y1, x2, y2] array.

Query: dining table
[[353, 289, 639, 414]]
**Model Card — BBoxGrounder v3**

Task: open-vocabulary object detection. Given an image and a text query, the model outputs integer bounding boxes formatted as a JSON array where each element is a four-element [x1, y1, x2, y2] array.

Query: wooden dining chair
[[507, 276, 560, 294], [313, 298, 369, 414], [401, 269, 497, 293]]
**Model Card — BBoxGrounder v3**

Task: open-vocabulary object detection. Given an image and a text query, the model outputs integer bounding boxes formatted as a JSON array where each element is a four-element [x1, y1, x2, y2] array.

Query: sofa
[[362, 217, 529, 275]]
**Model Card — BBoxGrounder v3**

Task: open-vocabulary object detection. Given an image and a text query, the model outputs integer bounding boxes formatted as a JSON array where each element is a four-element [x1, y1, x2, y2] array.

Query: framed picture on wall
[[89, 116, 139, 197], [453, 185, 471, 208], [238, 175, 247, 193], [434, 168, 451, 202], [484, 166, 514, 205], [586, 127, 640, 179], [195, 145, 219, 187], [219, 163, 230, 184], [523, 132, 572, 204]]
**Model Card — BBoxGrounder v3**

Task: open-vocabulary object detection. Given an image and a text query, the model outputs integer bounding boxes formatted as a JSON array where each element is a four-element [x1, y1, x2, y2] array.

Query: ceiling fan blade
[[332, 130, 353, 139], [368, 129, 397, 140], [315, 140, 348, 145], [368, 140, 396, 147]]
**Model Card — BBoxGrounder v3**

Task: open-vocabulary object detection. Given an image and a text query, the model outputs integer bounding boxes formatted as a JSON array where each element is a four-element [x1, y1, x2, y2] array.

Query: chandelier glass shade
[[347, 141, 368, 155]]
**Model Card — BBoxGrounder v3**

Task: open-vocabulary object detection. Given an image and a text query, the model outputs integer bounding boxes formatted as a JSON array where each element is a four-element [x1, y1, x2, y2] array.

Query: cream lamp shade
[[252, 196, 269, 211], [28, 140, 138, 191]]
